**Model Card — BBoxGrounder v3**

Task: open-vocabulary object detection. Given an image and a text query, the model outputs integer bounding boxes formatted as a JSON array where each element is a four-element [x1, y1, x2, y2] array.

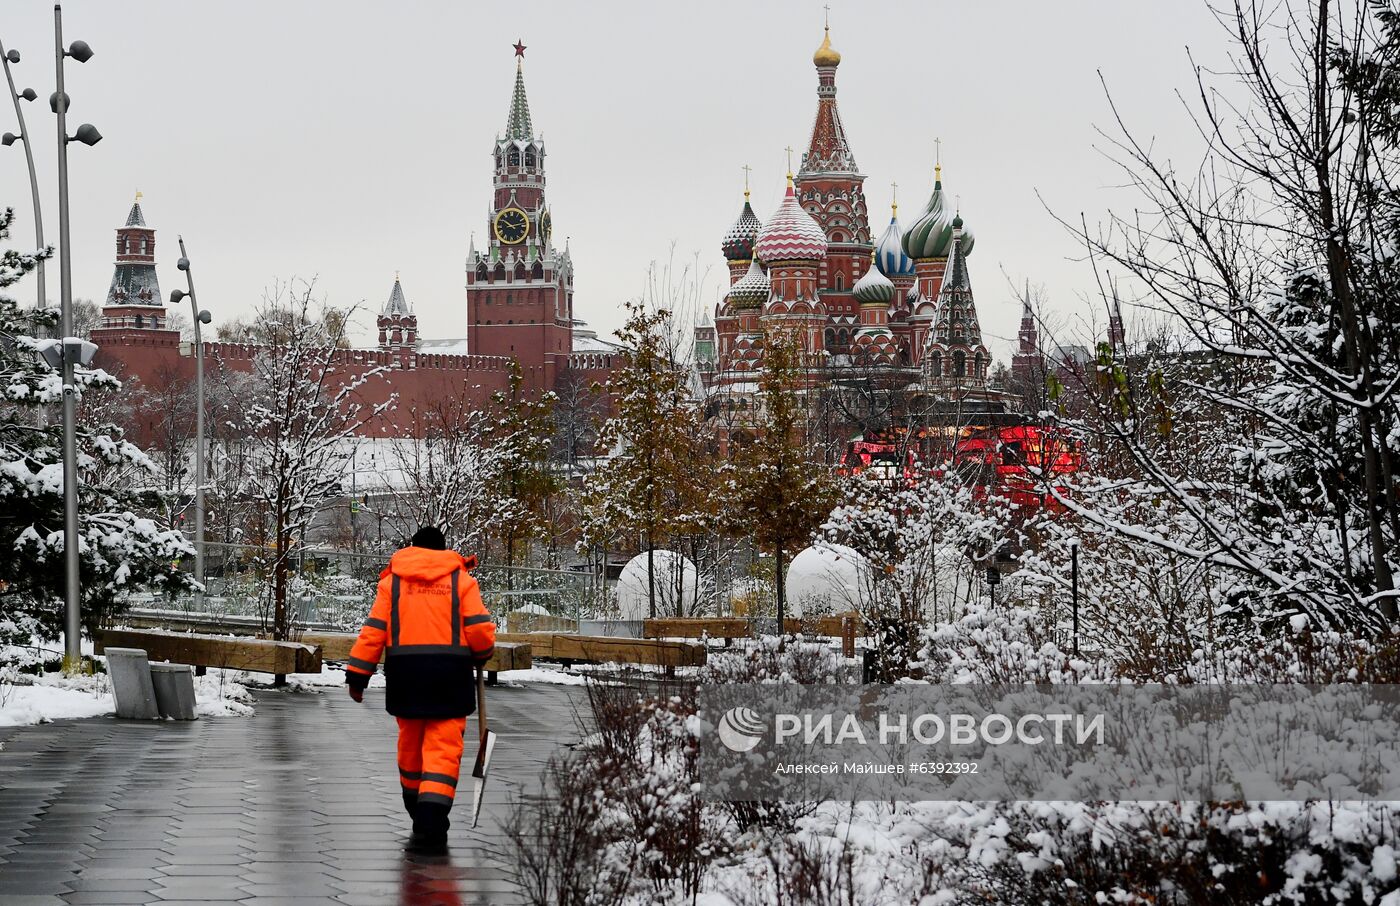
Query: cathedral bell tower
[[464, 41, 575, 395]]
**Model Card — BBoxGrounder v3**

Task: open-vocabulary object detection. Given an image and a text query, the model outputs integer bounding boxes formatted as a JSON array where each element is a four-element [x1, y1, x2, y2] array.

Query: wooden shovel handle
[[476, 667, 488, 745]]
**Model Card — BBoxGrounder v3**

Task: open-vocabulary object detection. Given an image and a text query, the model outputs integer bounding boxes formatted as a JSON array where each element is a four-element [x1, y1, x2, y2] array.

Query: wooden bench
[[642, 614, 864, 656], [496, 632, 706, 673], [643, 614, 865, 638], [301, 632, 532, 685], [95, 629, 322, 675]]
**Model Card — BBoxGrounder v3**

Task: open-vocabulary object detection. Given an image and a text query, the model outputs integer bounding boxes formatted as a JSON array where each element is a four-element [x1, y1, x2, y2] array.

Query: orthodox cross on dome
[[513, 39, 526, 58], [742, 164, 752, 199], [934, 137, 942, 181], [784, 145, 794, 180], [891, 180, 898, 215], [823, 3, 830, 27]]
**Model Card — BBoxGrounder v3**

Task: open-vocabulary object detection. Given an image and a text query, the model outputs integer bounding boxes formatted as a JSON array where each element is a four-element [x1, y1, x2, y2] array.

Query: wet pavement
[[0, 681, 587, 904]]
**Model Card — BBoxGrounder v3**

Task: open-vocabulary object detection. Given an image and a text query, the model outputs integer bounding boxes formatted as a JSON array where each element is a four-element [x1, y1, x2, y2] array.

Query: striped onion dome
[[902, 173, 957, 260], [754, 181, 828, 263], [727, 258, 770, 309], [722, 197, 763, 261], [853, 259, 894, 304], [875, 213, 915, 277]]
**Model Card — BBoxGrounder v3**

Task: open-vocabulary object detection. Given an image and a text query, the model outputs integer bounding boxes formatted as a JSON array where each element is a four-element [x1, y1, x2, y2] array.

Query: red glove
[[348, 686, 364, 703]]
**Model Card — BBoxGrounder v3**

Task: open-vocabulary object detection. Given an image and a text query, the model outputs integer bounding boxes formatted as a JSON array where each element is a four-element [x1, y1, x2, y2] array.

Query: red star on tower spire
[[513, 40, 527, 58]]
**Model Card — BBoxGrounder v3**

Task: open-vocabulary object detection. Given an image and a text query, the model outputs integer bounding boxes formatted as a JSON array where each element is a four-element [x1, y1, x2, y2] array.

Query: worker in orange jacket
[[346, 526, 495, 849]]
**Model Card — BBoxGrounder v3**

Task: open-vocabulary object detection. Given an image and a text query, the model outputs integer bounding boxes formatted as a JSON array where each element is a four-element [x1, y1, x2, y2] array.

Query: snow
[[0, 666, 254, 725]]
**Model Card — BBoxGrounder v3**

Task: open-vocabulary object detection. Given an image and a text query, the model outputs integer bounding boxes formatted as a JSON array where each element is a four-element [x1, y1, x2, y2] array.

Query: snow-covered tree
[[726, 327, 838, 627], [822, 471, 1004, 679], [583, 300, 709, 617], [384, 399, 499, 557], [214, 281, 390, 641], [1053, 0, 1400, 633], [0, 206, 195, 643], [484, 359, 558, 585]]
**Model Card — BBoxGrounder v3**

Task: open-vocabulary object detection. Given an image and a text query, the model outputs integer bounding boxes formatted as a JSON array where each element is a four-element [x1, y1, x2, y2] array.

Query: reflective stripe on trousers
[[396, 715, 468, 804]]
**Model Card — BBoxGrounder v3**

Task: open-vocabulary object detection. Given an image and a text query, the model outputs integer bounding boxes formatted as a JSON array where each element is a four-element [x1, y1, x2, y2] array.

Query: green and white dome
[[902, 171, 971, 261], [852, 261, 894, 304]]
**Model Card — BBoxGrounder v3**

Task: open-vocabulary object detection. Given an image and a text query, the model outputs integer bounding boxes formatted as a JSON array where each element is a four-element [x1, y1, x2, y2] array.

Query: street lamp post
[[0, 39, 45, 310], [171, 238, 211, 610], [51, 4, 100, 669]]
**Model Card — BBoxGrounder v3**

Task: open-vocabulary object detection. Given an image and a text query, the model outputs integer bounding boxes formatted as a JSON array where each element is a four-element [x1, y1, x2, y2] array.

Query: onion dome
[[952, 214, 975, 257], [722, 197, 763, 262], [727, 258, 770, 309], [853, 257, 894, 305], [754, 180, 828, 263], [902, 169, 957, 260], [813, 26, 841, 67], [875, 210, 915, 277]]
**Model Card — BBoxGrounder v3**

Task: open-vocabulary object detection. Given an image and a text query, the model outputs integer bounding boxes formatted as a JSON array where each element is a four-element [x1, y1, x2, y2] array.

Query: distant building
[[92, 46, 620, 441], [698, 22, 1006, 431]]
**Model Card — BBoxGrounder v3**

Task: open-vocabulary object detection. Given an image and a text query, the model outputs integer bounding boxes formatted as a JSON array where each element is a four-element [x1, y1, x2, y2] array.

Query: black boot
[[402, 789, 418, 820], [408, 800, 451, 852]]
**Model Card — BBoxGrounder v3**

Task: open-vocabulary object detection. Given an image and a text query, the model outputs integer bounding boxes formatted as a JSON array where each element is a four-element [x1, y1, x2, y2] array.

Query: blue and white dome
[[875, 214, 915, 277]]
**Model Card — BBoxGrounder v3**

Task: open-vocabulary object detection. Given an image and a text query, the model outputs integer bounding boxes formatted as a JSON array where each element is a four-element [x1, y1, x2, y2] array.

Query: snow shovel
[[469, 668, 497, 828]]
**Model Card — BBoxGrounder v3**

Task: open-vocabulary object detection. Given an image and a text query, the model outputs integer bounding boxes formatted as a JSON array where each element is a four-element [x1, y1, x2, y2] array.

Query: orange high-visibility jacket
[[345, 547, 495, 718]]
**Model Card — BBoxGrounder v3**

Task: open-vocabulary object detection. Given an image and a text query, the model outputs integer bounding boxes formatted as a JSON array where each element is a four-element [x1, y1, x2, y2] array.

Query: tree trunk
[[774, 543, 786, 634], [646, 539, 656, 620]]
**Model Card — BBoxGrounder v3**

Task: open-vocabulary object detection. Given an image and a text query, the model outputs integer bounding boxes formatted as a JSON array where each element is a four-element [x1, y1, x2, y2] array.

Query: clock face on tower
[[493, 207, 529, 245]]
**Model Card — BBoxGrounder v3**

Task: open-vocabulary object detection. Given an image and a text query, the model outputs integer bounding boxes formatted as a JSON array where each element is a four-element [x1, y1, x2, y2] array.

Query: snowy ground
[[0, 652, 585, 727], [0, 667, 255, 726]]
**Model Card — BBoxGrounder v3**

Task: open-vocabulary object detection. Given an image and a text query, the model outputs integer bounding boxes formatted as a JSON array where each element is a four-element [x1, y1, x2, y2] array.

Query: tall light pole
[[0, 39, 45, 310], [171, 238, 211, 609], [52, 4, 100, 669]]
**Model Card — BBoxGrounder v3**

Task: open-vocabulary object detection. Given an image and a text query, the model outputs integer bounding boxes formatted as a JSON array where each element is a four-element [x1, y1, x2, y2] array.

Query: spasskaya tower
[[465, 41, 576, 395]]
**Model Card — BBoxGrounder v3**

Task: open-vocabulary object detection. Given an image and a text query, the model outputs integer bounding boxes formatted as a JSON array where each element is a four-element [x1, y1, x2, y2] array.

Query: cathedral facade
[[91, 47, 617, 441], [697, 25, 993, 406]]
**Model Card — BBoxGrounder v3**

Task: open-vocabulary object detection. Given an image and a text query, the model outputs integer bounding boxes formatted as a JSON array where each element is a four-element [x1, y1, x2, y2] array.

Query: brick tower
[[464, 41, 575, 395], [100, 193, 167, 330], [795, 21, 872, 321], [377, 273, 417, 357]]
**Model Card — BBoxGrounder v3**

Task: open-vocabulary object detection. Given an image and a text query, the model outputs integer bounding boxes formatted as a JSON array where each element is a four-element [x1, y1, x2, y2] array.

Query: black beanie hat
[[410, 526, 447, 550]]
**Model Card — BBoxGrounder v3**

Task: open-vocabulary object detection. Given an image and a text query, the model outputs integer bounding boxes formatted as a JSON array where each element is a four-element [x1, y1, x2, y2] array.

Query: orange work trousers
[[396, 716, 467, 808]]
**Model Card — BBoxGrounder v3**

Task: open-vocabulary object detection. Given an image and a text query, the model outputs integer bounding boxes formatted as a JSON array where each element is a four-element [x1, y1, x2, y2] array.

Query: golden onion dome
[[813, 27, 841, 67]]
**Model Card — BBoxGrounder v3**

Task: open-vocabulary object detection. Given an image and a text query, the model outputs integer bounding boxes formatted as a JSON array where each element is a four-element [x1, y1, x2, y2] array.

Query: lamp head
[[4, 50, 18, 63], [72, 123, 101, 146], [1, 132, 17, 147], [198, 310, 212, 325], [170, 289, 188, 305], [36, 339, 62, 370], [66, 338, 98, 367], [67, 41, 94, 63], [49, 90, 67, 113], [19, 88, 37, 102], [177, 257, 190, 272]]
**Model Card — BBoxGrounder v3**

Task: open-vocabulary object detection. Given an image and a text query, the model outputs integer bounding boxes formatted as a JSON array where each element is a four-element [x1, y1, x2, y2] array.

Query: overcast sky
[[0, 1, 1229, 360]]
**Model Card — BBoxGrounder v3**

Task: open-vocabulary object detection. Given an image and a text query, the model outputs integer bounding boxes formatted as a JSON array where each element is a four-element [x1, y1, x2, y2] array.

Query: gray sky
[[0, 0, 1227, 360]]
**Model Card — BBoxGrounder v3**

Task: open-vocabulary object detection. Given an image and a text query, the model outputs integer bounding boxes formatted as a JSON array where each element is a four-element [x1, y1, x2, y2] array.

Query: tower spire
[[505, 41, 533, 140]]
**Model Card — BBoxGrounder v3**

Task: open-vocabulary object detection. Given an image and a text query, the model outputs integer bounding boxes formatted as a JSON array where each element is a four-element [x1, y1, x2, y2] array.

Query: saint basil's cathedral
[[696, 23, 1020, 420]]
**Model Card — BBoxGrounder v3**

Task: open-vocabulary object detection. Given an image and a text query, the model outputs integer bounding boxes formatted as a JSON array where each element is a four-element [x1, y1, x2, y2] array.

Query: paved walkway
[[0, 681, 587, 905]]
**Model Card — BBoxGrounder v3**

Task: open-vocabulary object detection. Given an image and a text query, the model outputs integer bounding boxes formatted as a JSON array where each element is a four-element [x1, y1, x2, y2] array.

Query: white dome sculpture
[[784, 543, 868, 619], [515, 603, 550, 616], [616, 550, 700, 620]]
